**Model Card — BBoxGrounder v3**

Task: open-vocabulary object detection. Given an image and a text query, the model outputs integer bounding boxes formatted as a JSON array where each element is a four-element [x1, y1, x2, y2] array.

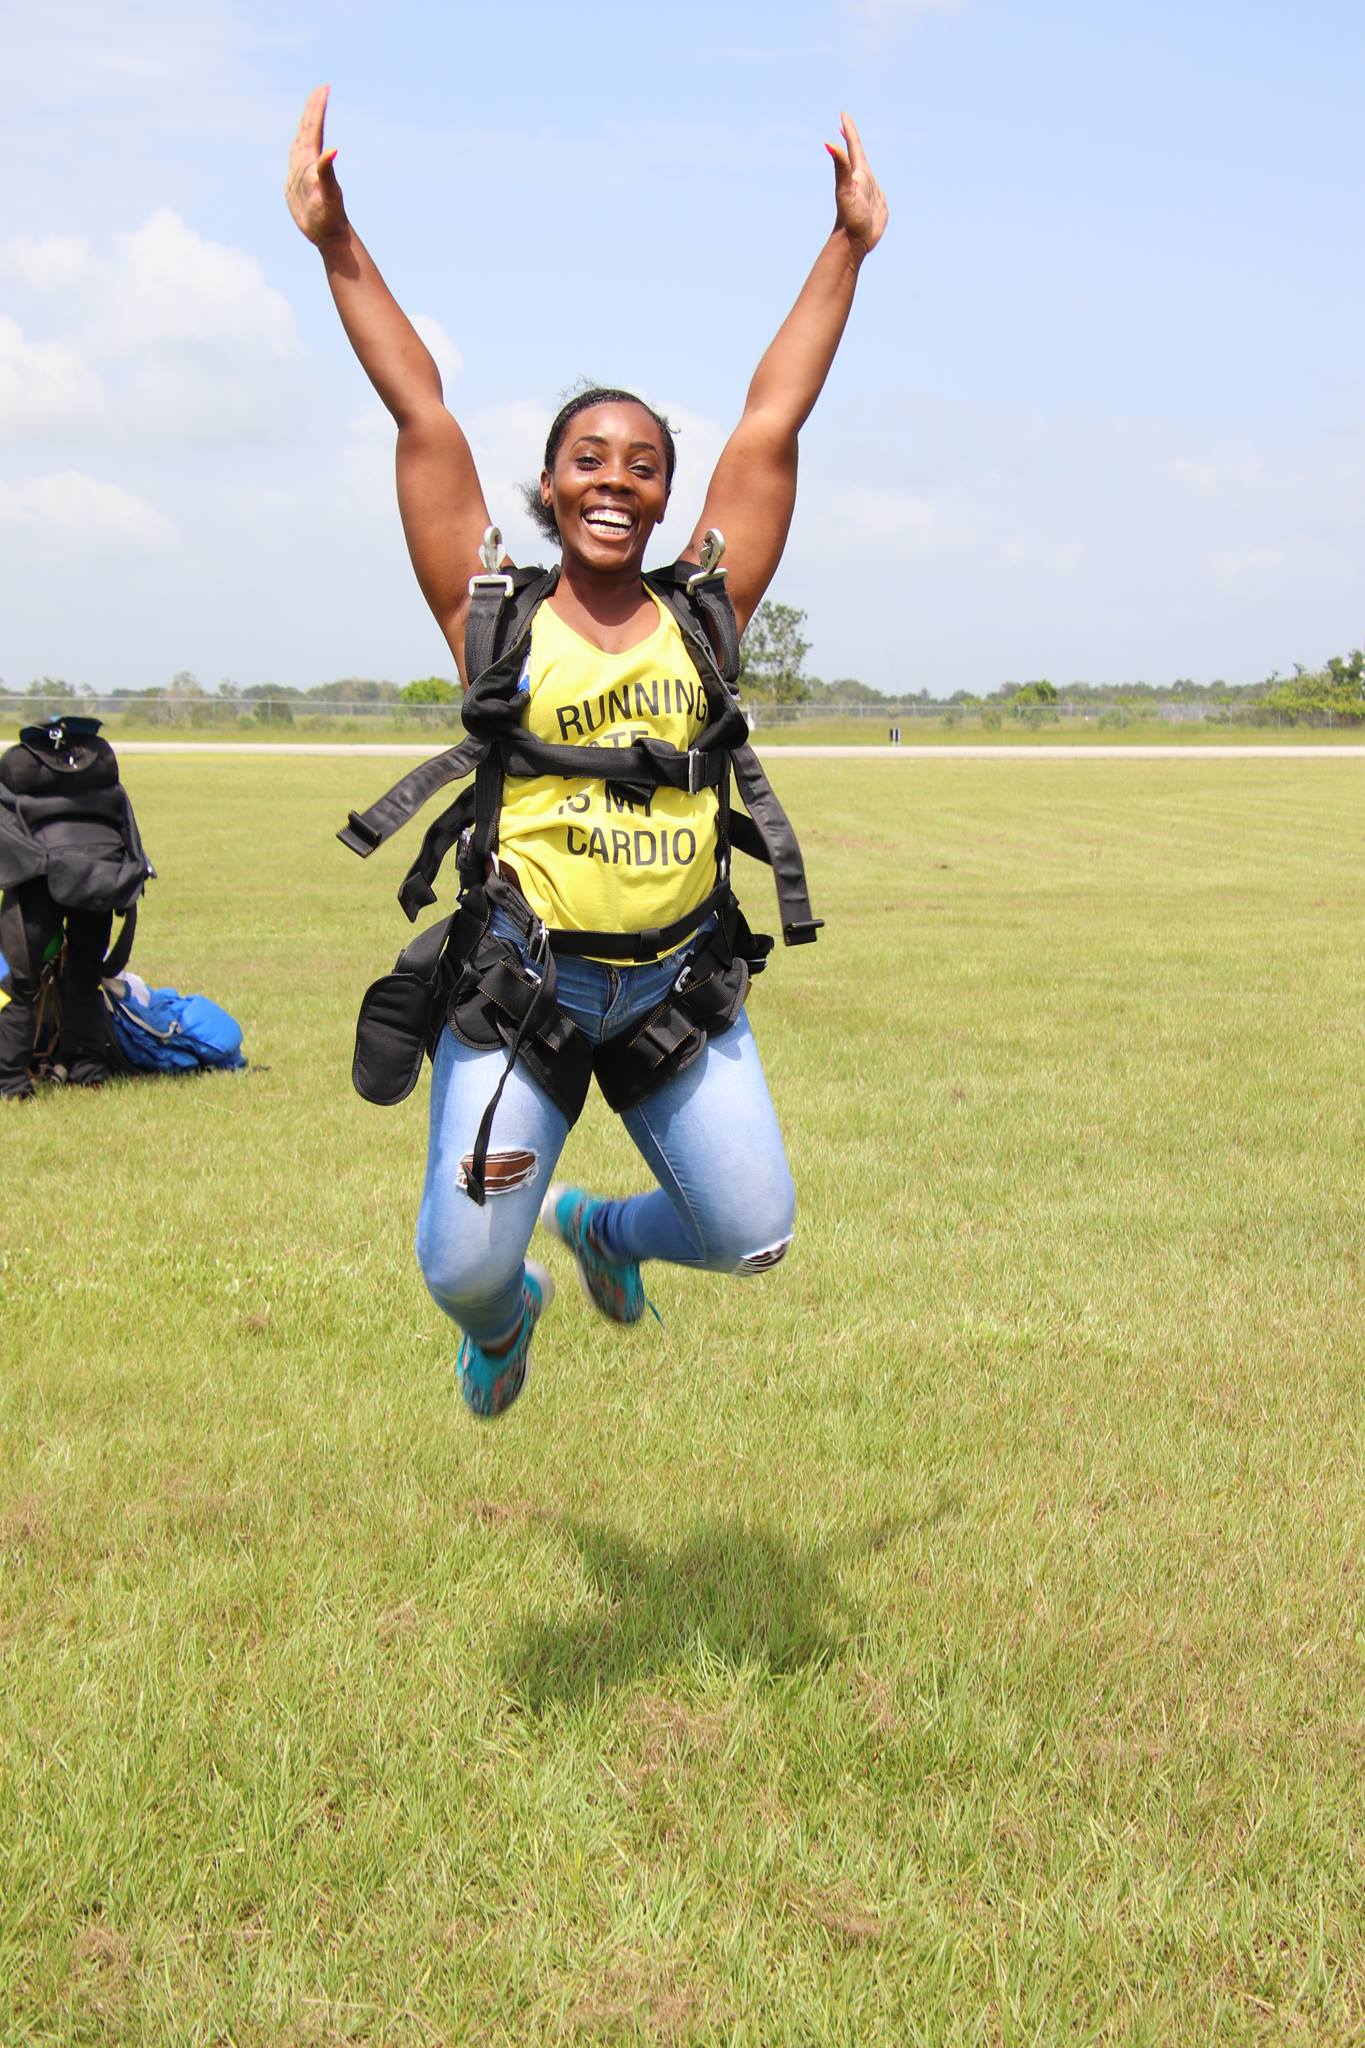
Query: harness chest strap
[[338, 735, 487, 859]]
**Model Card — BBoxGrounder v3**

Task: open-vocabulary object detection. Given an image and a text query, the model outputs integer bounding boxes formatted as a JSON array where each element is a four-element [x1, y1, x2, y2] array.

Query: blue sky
[[3, 0, 1362, 697]]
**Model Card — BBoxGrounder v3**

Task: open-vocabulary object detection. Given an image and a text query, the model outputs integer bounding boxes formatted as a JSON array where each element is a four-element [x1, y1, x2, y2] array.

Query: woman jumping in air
[[286, 86, 887, 1418]]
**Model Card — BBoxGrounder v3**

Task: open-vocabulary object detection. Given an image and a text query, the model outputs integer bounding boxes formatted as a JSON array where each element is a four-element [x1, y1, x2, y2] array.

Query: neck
[[554, 553, 649, 624]]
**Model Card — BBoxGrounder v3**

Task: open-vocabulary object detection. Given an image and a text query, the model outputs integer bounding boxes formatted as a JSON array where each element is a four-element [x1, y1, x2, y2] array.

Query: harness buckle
[[783, 918, 825, 946], [685, 528, 728, 591], [338, 810, 383, 857], [686, 749, 704, 796], [528, 916, 549, 969], [468, 523, 514, 600]]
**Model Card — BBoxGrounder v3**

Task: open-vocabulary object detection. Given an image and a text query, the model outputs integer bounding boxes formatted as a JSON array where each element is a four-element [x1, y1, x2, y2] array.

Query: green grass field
[[4, 756, 1363, 2045], [72, 713, 1365, 749]]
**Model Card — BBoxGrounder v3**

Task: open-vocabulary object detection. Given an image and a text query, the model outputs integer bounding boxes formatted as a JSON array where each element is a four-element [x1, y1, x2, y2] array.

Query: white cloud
[[4, 235, 93, 290], [0, 471, 178, 553], [649, 402, 726, 559], [1161, 445, 1265, 501], [0, 316, 107, 437], [340, 405, 397, 515], [829, 483, 986, 559], [464, 398, 554, 556], [0, 0, 285, 139], [100, 209, 299, 358], [1206, 544, 1288, 590], [1, 211, 306, 446], [998, 535, 1084, 577], [844, 0, 965, 24]]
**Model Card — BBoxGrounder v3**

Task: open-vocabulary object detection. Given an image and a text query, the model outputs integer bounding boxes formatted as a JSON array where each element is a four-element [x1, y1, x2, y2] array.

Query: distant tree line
[[946, 653, 1365, 725], [10, 633, 1365, 727], [4, 671, 457, 723], [734, 603, 1365, 722]]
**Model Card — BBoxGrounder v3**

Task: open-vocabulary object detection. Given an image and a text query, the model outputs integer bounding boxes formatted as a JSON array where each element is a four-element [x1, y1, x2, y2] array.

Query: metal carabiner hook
[[469, 523, 514, 599], [686, 527, 728, 591]]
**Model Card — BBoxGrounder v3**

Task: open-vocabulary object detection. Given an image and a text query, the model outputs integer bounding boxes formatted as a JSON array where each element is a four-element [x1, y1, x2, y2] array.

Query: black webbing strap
[[338, 736, 485, 857], [729, 744, 823, 945], [464, 565, 558, 701], [397, 787, 479, 922], [463, 578, 512, 689], [550, 884, 732, 961], [484, 869, 730, 964], [470, 750, 504, 871], [463, 941, 560, 1207], [102, 906, 137, 978], [497, 732, 729, 795], [647, 565, 742, 686], [685, 578, 742, 684]]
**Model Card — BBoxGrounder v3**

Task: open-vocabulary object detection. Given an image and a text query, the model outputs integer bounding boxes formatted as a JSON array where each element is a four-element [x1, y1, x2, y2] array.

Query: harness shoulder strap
[[645, 561, 742, 687], [465, 563, 557, 688]]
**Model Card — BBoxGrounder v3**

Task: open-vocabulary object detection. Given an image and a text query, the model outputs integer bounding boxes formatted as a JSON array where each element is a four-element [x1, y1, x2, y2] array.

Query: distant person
[[0, 717, 150, 1099], [286, 87, 887, 1416]]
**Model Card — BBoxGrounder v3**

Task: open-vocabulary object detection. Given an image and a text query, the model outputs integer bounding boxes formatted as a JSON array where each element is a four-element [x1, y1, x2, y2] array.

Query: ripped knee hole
[[458, 1147, 537, 1194], [734, 1235, 792, 1276]]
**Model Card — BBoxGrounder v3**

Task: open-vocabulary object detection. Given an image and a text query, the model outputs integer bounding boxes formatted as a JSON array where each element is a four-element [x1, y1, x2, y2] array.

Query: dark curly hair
[[520, 384, 677, 545]]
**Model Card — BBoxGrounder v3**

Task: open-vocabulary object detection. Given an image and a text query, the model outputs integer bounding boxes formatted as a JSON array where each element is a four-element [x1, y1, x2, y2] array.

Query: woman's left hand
[[827, 113, 888, 259]]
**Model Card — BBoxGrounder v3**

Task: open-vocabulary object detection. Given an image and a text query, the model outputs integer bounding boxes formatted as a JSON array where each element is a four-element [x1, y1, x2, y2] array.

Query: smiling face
[[541, 401, 671, 572]]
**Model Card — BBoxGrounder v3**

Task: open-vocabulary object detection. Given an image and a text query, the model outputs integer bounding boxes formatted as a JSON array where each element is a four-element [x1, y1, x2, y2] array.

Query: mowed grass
[[2, 756, 1363, 2046], [92, 716, 1365, 748]]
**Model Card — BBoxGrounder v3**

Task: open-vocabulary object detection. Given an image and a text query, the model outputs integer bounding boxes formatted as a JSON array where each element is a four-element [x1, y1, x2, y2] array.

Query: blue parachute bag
[[106, 981, 246, 1074]]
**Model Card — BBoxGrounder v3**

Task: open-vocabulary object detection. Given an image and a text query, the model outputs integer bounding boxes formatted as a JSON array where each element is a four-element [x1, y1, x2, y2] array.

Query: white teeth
[[584, 510, 632, 530]]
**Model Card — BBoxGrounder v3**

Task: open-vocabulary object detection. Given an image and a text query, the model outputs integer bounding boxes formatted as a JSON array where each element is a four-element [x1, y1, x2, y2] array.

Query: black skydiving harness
[[341, 529, 821, 1205], [0, 715, 150, 982]]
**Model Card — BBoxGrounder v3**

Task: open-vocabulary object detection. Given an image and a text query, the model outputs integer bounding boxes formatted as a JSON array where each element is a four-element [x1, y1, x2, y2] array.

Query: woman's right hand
[[285, 85, 347, 245]]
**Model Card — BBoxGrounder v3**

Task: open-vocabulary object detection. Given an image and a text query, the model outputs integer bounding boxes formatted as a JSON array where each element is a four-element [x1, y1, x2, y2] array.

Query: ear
[[539, 469, 553, 510]]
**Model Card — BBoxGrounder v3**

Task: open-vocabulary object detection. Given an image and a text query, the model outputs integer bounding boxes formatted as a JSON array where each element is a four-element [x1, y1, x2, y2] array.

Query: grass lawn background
[[3, 755, 1363, 2045], [66, 715, 1365, 749]]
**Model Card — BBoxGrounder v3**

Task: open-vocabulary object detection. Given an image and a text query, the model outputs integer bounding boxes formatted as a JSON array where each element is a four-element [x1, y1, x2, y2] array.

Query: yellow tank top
[[495, 594, 719, 958]]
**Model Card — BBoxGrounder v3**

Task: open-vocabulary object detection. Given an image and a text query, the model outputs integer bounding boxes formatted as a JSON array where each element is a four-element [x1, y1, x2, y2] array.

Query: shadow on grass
[[502, 1513, 851, 1713]]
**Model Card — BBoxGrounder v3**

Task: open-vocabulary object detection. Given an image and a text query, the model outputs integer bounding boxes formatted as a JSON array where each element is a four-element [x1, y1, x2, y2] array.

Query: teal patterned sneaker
[[456, 1262, 554, 1420], [539, 1184, 646, 1326]]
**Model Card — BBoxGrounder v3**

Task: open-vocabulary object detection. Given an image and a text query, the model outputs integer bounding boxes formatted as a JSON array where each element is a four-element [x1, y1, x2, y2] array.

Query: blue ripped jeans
[[415, 917, 796, 1344]]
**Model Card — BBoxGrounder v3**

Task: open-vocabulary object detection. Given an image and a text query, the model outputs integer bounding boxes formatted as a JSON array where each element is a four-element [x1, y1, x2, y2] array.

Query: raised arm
[[285, 86, 492, 678], [687, 115, 888, 634]]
